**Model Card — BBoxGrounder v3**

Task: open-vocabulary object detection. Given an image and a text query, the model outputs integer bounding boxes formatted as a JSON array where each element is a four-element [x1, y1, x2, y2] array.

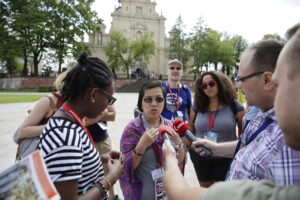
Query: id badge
[[204, 131, 218, 143], [175, 111, 183, 121], [151, 168, 164, 181]]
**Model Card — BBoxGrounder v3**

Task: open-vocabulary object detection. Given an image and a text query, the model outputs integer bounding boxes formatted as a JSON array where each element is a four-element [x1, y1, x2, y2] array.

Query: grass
[[0, 95, 44, 104]]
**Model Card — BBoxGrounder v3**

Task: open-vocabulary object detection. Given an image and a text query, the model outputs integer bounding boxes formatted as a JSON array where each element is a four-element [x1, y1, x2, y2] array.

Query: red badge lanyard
[[207, 105, 218, 130], [167, 82, 180, 111], [61, 104, 95, 147], [152, 143, 163, 167]]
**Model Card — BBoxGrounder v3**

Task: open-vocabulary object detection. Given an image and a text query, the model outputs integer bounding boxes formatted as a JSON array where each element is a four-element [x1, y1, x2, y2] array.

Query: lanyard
[[60, 104, 95, 147], [167, 82, 180, 111], [233, 117, 273, 157], [152, 142, 163, 167], [207, 106, 218, 130]]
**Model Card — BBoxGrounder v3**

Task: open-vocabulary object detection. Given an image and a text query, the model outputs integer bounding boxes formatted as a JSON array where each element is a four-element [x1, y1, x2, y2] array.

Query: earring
[[92, 99, 95, 103]]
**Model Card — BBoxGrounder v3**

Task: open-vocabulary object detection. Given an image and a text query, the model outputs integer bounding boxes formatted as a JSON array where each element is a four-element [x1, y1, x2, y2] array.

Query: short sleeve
[[43, 145, 83, 182]]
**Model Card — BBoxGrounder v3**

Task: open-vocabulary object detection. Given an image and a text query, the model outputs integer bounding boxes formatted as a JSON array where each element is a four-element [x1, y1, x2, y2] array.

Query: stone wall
[[0, 77, 196, 92], [0, 77, 139, 91]]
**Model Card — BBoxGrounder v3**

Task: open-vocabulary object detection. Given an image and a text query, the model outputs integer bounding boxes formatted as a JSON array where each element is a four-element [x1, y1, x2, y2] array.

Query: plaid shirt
[[227, 108, 300, 185]]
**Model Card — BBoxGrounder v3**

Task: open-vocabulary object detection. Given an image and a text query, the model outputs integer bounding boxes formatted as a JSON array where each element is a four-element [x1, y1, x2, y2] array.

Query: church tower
[[88, 0, 168, 76]]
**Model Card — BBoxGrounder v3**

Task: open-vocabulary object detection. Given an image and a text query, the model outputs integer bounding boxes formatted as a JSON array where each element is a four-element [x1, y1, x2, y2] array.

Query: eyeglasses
[[169, 66, 182, 71], [143, 97, 165, 104], [201, 81, 216, 90], [235, 71, 264, 83], [99, 89, 117, 105]]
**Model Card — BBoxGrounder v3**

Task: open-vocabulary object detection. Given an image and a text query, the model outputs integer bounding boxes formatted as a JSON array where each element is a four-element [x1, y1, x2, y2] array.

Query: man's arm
[[192, 140, 238, 158], [163, 140, 206, 200]]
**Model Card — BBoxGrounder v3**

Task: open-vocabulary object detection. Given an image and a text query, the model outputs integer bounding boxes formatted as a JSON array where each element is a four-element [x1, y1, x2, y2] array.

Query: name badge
[[175, 111, 183, 121], [151, 168, 164, 181]]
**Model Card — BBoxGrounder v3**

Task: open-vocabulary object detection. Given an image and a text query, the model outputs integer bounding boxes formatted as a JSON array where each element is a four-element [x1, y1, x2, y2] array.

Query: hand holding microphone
[[172, 120, 213, 157], [158, 125, 182, 151]]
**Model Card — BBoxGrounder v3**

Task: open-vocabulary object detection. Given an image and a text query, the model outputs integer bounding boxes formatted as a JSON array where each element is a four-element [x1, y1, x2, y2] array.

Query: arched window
[[136, 31, 142, 40]]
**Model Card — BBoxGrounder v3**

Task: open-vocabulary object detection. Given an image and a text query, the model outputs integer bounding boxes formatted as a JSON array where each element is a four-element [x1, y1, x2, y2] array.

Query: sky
[[92, 0, 300, 43]]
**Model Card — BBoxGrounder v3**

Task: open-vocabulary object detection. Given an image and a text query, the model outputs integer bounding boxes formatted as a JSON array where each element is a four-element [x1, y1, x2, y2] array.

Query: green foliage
[[262, 33, 284, 42], [168, 16, 190, 68], [103, 30, 155, 78], [231, 35, 248, 63], [0, 0, 100, 76]]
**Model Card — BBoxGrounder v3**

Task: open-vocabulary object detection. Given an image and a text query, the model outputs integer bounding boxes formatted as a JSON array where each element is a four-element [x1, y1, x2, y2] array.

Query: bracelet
[[102, 177, 112, 190], [133, 149, 144, 156], [94, 182, 108, 198]]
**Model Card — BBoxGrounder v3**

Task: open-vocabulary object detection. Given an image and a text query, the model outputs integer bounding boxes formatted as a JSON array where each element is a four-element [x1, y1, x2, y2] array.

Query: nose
[[150, 99, 158, 106]]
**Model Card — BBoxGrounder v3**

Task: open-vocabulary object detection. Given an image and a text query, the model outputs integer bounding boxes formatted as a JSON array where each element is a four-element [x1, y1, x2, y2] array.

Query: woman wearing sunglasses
[[119, 81, 185, 200], [188, 71, 245, 188]]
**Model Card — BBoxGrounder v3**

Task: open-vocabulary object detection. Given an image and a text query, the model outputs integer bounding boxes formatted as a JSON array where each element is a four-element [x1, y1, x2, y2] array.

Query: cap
[[168, 59, 183, 67]]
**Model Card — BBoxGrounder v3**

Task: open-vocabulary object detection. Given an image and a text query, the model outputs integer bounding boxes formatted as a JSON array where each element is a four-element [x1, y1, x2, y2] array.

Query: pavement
[[0, 92, 199, 197]]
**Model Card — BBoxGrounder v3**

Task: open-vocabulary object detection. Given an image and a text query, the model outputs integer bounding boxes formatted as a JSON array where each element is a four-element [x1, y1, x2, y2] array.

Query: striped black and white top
[[37, 117, 104, 194]]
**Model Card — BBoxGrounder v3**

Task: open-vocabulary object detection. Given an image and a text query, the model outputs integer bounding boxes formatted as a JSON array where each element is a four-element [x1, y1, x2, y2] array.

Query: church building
[[86, 0, 170, 77]]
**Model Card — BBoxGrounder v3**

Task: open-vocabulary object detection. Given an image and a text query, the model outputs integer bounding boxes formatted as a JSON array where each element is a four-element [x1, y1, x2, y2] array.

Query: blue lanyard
[[234, 117, 273, 157]]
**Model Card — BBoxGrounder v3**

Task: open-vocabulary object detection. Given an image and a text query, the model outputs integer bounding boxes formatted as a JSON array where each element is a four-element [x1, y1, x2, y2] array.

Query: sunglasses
[[169, 66, 182, 71], [201, 81, 216, 90], [99, 89, 117, 105], [143, 97, 165, 104]]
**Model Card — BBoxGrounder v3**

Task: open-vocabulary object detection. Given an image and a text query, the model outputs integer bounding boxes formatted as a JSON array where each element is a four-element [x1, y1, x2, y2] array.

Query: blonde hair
[[54, 70, 69, 91]]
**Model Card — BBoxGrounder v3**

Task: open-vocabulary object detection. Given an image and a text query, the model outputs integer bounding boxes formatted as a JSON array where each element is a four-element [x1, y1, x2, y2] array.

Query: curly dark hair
[[61, 52, 113, 102], [137, 81, 166, 112], [194, 71, 236, 113]]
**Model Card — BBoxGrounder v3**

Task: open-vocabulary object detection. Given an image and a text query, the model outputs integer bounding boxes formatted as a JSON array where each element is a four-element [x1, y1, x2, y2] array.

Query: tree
[[201, 29, 222, 71], [231, 35, 248, 63], [168, 15, 190, 68], [190, 17, 207, 78], [47, 0, 100, 73], [103, 30, 155, 78], [262, 33, 284, 42]]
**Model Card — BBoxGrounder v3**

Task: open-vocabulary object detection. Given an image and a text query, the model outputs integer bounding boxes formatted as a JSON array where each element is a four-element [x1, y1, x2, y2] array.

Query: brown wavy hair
[[194, 71, 237, 113]]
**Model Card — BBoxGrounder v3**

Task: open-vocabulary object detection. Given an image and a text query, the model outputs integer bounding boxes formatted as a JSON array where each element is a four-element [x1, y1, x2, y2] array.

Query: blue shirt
[[161, 81, 192, 122]]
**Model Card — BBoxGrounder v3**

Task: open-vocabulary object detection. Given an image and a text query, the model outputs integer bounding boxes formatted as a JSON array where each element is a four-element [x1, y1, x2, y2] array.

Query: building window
[[97, 32, 102, 45], [136, 31, 142, 40], [136, 6, 142, 15], [149, 9, 152, 14], [126, 6, 128, 11]]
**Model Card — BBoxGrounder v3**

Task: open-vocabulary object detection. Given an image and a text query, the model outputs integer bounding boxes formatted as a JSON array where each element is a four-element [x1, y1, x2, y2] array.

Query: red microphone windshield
[[172, 120, 189, 136], [158, 125, 173, 136]]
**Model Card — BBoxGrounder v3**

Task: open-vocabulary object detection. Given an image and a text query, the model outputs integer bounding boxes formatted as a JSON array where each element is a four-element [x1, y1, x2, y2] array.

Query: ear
[[88, 88, 98, 103], [263, 71, 275, 91]]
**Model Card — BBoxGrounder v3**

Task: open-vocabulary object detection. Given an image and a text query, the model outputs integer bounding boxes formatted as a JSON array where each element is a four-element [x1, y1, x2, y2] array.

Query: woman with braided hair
[[37, 52, 124, 200]]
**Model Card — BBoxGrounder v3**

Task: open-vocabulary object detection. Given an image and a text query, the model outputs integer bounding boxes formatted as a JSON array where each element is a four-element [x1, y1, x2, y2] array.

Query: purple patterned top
[[228, 108, 300, 185], [119, 116, 171, 200]]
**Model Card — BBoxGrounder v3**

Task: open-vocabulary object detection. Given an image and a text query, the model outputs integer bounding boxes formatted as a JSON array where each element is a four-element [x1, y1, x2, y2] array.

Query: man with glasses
[[162, 25, 300, 200], [192, 39, 300, 185], [161, 59, 192, 123]]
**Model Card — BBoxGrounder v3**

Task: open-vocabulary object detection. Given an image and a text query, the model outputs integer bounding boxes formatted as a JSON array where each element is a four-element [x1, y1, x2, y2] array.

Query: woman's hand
[[136, 128, 159, 153], [106, 156, 124, 184], [170, 128, 182, 146]]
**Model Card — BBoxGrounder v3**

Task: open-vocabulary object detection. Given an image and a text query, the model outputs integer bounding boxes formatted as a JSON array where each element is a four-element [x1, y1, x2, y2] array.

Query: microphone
[[172, 120, 212, 157], [158, 125, 173, 141]]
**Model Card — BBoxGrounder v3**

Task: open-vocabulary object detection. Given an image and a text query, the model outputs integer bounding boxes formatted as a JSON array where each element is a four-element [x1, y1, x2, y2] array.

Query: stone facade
[[86, 0, 169, 77]]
